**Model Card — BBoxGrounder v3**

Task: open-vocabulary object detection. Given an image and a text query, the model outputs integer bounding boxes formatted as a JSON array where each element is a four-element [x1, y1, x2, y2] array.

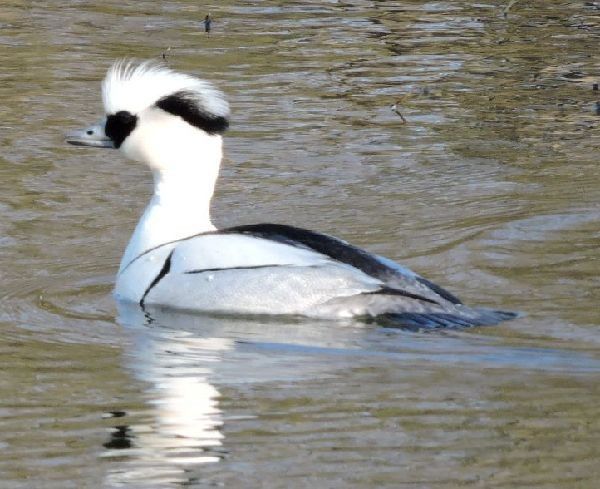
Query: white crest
[[101, 60, 230, 118]]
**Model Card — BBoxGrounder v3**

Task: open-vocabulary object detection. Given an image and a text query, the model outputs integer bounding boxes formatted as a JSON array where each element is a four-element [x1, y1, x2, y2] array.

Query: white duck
[[67, 61, 516, 328]]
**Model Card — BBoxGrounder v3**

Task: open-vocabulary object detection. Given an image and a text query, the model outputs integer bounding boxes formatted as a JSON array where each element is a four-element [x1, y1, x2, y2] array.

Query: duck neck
[[119, 133, 222, 272]]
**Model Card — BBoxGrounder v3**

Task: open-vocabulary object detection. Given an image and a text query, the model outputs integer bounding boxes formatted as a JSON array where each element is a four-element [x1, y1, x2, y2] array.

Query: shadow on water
[[103, 302, 600, 487]]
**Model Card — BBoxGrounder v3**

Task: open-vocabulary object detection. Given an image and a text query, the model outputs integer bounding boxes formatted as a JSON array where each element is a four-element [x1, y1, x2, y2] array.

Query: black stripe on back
[[223, 223, 392, 277]]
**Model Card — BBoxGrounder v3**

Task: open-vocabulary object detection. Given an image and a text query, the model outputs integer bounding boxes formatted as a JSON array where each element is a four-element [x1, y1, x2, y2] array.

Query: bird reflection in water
[[102, 301, 373, 486], [102, 304, 233, 486]]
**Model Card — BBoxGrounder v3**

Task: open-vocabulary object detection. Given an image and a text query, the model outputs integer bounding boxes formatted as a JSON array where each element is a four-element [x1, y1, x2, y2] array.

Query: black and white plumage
[[66, 61, 517, 328]]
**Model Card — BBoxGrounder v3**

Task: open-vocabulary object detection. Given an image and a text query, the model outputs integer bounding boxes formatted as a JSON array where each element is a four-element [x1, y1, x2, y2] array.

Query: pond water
[[1, 0, 599, 487]]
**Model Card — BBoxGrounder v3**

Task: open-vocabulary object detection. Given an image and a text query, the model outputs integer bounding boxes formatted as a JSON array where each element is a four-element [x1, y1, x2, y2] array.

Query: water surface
[[1, 1, 599, 487]]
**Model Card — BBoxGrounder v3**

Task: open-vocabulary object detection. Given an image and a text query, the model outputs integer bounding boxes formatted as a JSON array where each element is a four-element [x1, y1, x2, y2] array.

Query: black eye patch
[[155, 91, 229, 135], [105, 111, 138, 148]]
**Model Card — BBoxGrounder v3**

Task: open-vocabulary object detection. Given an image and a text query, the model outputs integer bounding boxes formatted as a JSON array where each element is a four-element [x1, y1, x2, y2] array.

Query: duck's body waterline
[[67, 61, 517, 327]]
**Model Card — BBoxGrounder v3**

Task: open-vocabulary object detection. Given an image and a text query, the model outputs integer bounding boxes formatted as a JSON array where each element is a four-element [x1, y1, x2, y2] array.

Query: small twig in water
[[390, 100, 407, 124], [503, 0, 523, 18]]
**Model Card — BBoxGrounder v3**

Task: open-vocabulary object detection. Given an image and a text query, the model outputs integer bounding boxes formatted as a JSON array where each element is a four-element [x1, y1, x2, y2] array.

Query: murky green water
[[1, 1, 599, 487]]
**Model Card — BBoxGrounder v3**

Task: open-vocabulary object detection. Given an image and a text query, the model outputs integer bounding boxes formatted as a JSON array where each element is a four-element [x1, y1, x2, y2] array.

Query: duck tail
[[375, 307, 520, 330]]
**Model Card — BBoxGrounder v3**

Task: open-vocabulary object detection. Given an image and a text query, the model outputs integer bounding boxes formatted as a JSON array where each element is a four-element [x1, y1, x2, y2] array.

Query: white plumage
[[66, 60, 517, 328], [102, 61, 229, 119]]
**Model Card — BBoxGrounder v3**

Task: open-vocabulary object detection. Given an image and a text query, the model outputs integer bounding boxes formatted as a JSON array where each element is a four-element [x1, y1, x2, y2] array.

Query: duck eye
[[105, 111, 138, 148]]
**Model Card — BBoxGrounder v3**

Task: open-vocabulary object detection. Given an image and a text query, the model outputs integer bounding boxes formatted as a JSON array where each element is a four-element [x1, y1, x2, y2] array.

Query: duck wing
[[221, 224, 462, 305]]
